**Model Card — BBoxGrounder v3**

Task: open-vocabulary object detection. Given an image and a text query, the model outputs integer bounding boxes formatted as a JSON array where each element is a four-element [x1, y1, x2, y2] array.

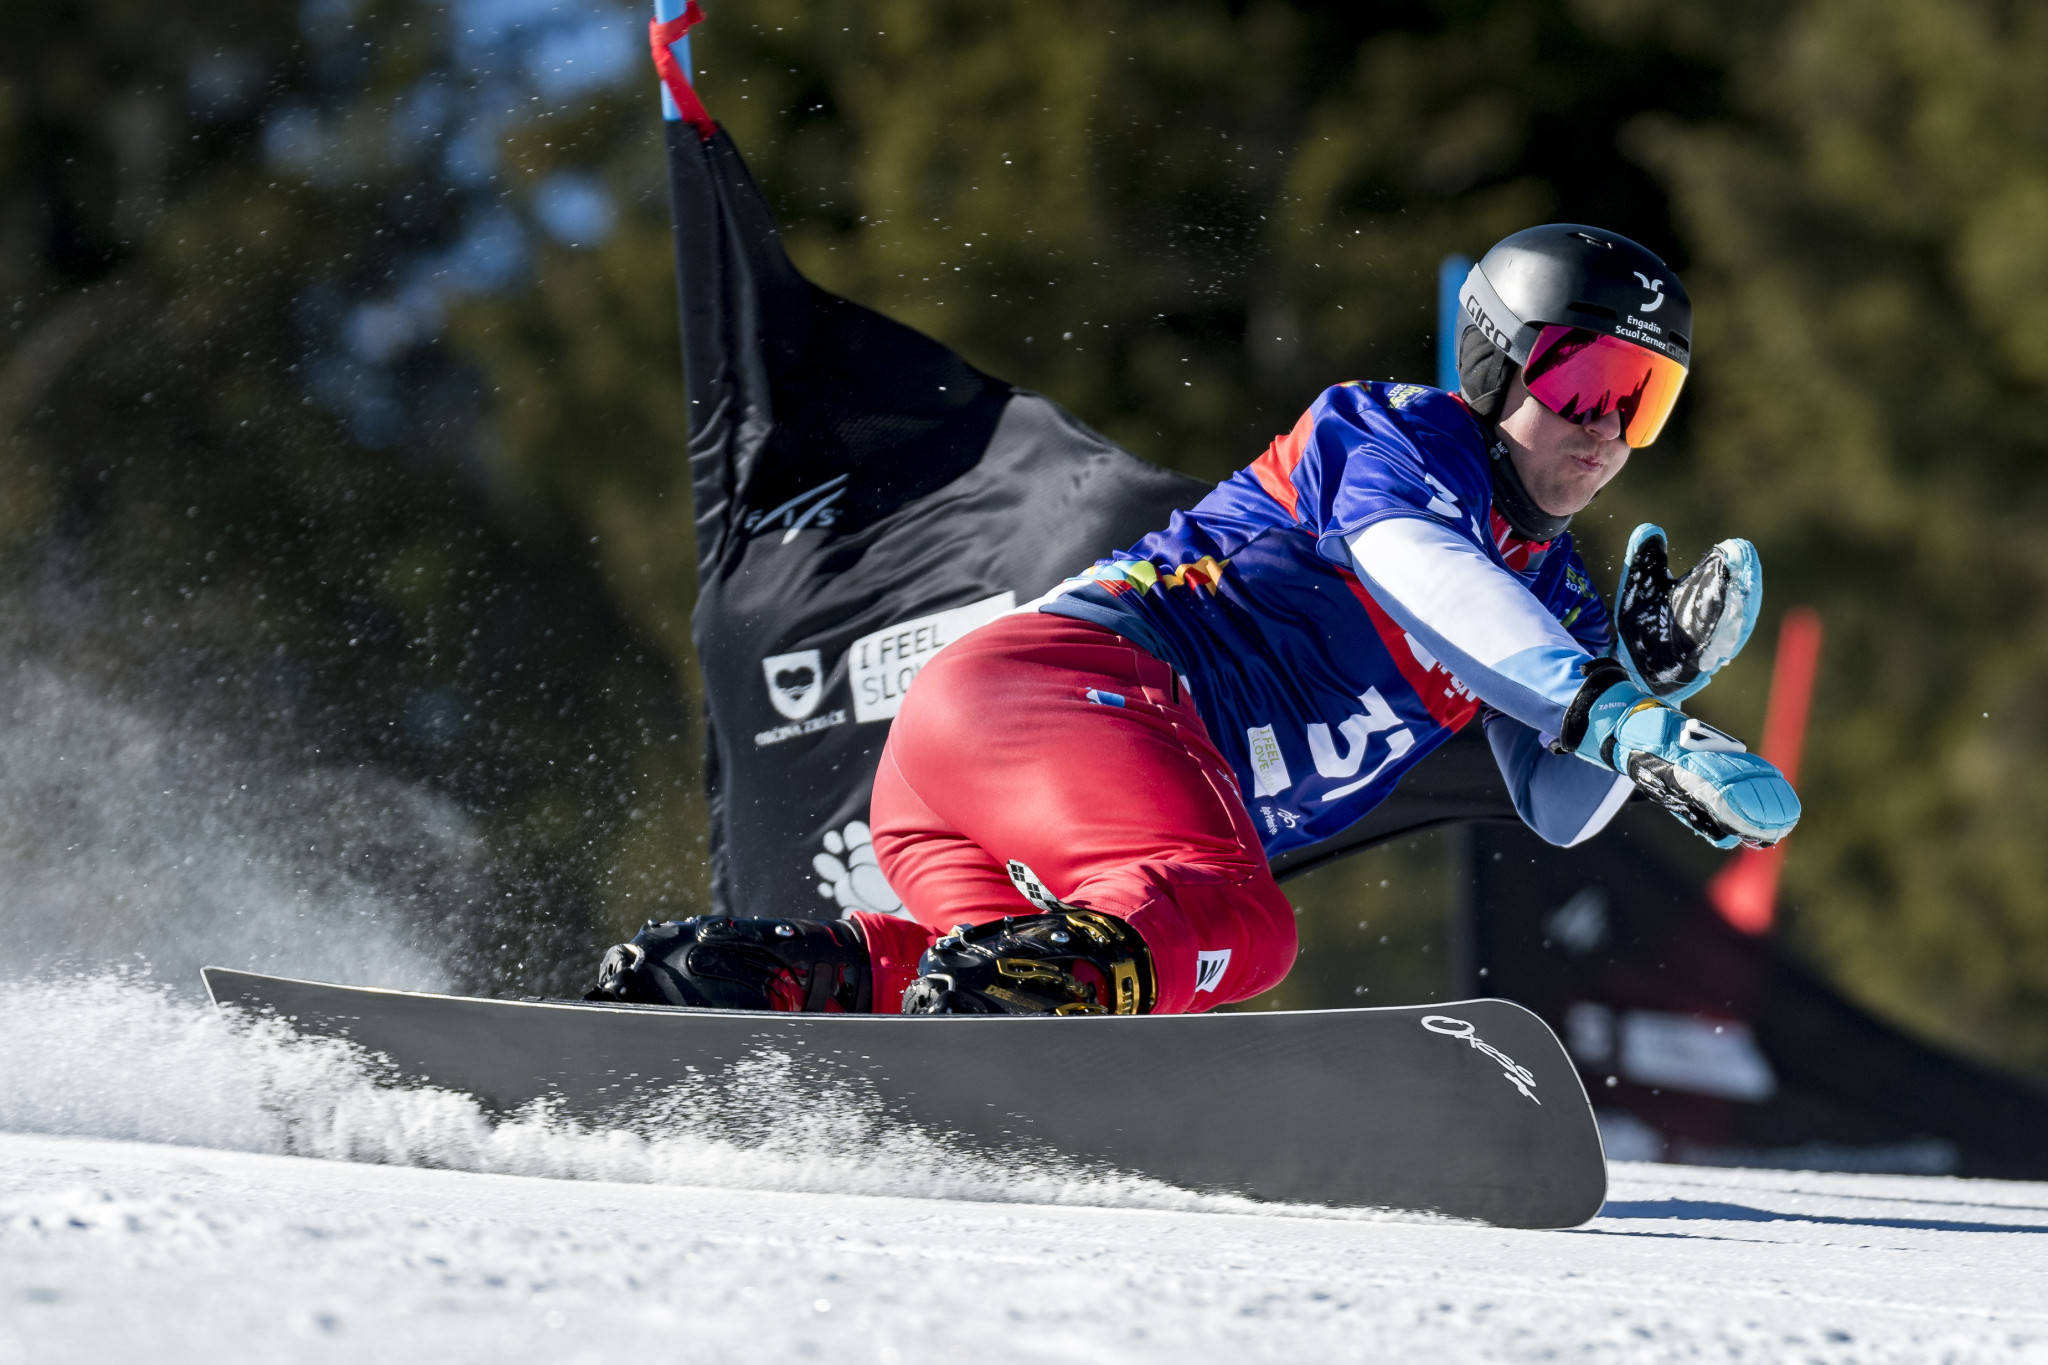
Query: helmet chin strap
[[1487, 433, 1574, 542]]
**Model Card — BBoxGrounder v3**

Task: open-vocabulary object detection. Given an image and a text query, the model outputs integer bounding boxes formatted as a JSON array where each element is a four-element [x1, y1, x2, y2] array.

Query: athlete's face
[[1495, 368, 1630, 516]]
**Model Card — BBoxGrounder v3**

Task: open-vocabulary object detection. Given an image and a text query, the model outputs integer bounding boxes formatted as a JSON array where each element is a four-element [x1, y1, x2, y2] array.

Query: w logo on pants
[[1195, 949, 1233, 993]]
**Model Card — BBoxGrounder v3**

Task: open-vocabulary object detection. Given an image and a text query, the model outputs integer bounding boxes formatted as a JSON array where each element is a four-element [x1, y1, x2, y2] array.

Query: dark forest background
[[5, 0, 2045, 1077]]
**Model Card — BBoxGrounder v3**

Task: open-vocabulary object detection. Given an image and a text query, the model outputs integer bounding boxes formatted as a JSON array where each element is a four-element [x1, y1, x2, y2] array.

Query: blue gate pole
[[1436, 252, 1481, 995], [1436, 254, 1471, 393], [653, 0, 695, 122]]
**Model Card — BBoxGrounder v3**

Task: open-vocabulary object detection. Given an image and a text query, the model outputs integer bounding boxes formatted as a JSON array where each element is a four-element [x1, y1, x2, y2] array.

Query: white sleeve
[[1344, 515, 1594, 737]]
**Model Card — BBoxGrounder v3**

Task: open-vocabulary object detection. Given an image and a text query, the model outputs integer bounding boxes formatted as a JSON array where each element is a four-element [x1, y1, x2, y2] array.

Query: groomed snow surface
[[2, 980, 2045, 1364]]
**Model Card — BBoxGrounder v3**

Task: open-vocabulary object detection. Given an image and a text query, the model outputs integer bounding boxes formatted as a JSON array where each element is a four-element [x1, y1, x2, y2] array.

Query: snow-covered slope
[[5, 1133, 2045, 1364], [2, 980, 2045, 1363]]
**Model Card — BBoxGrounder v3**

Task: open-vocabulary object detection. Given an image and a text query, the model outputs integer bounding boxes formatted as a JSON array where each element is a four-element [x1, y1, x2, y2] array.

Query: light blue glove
[[1612, 523, 1760, 704], [1560, 661, 1800, 849]]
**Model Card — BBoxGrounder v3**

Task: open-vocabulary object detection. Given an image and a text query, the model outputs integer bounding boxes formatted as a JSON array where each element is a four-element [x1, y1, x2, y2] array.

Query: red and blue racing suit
[[855, 382, 1631, 1012]]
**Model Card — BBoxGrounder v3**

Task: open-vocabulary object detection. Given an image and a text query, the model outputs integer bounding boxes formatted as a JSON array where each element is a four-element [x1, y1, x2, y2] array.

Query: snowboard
[[201, 966, 1606, 1227]]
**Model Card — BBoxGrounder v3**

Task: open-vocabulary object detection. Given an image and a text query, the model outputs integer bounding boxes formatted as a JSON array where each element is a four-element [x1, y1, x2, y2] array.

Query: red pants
[[851, 612, 1297, 1013]]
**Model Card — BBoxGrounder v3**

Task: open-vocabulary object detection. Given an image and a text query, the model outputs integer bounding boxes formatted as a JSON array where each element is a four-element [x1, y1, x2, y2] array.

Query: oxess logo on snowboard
[[1422, 1015, 1541, 1105]]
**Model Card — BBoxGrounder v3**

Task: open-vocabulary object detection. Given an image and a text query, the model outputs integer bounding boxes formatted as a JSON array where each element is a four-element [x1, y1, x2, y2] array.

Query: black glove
[[1613, 522, 1760, 703]]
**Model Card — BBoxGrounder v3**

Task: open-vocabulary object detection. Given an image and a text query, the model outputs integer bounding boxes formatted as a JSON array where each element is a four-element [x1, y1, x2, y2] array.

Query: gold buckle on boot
[[1051, 911, 1153, 1015]]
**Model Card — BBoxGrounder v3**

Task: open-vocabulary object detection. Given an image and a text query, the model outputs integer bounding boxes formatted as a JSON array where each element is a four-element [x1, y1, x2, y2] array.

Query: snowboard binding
[[900, 910, 1154, 1016], [586, 916, 873, 1012]]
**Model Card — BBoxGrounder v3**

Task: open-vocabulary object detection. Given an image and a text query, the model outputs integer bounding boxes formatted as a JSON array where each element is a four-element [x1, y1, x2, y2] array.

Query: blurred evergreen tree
[[1605, 0, 2048, 1070], [1, 0, 698, 993]]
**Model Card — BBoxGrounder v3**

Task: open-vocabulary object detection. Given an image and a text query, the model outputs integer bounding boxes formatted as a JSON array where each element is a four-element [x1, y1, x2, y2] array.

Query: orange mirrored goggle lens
[[1523, 325, 1689, 448]]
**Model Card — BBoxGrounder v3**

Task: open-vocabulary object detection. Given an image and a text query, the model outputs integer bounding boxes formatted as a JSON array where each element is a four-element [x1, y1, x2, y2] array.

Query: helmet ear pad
[[1456, 324, 1515, 421], [1458, 322, 1573, 542]]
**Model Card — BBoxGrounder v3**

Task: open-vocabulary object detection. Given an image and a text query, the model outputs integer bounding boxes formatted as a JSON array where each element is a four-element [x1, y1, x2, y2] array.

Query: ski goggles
[[1523, 325, 1689, 447]]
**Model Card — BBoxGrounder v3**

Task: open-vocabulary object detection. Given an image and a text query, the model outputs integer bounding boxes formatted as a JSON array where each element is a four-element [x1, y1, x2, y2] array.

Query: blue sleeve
[[1484, 712, 1635, 846]]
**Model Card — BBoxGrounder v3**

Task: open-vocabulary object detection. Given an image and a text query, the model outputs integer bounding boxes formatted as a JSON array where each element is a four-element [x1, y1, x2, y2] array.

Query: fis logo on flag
[[744, 475, 848, 544]]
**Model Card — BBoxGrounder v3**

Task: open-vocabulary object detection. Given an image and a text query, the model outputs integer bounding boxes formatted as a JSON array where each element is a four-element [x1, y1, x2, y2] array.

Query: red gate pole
[[1706, 607, 1824, 934]]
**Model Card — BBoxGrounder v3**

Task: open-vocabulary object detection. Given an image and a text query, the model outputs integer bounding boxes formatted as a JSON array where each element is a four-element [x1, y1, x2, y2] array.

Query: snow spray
[[0, 575, 499, 996], [0, 977, 1416, 1218]]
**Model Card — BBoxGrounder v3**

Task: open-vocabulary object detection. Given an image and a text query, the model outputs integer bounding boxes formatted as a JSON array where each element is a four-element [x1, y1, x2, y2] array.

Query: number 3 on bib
[[1310, 687, 1414, 802]]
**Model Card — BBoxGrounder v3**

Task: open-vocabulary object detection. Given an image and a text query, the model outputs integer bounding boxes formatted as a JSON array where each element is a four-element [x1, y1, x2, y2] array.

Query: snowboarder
[[590, 223, 1799, 1018]]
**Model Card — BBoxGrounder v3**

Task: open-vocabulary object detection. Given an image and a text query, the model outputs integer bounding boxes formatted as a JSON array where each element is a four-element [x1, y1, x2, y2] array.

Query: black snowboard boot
[[586, 916, 873, 1012], [899, 910, 1155, 1015]]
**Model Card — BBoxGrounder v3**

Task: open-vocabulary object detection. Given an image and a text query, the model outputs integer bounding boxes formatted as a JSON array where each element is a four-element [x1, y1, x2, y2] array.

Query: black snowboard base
[[202, 967, 1606, 1228]]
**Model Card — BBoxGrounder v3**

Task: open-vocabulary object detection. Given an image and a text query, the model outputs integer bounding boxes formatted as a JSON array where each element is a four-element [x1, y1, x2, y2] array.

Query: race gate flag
[[648, 7, 1202, 917]]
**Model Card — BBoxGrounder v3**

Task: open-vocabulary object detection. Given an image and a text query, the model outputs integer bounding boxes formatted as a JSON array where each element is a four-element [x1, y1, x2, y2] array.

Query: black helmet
[[1455, 223, 1691, 423]]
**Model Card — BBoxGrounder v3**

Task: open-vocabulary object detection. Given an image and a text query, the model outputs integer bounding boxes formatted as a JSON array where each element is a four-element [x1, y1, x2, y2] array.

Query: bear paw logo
[[813, 820, 902, 915]]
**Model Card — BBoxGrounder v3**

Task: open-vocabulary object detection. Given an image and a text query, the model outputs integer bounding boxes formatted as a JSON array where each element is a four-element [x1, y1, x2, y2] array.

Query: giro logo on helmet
[[1633, 272, 1667, 313], [1462, 293, 1514, 353]]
